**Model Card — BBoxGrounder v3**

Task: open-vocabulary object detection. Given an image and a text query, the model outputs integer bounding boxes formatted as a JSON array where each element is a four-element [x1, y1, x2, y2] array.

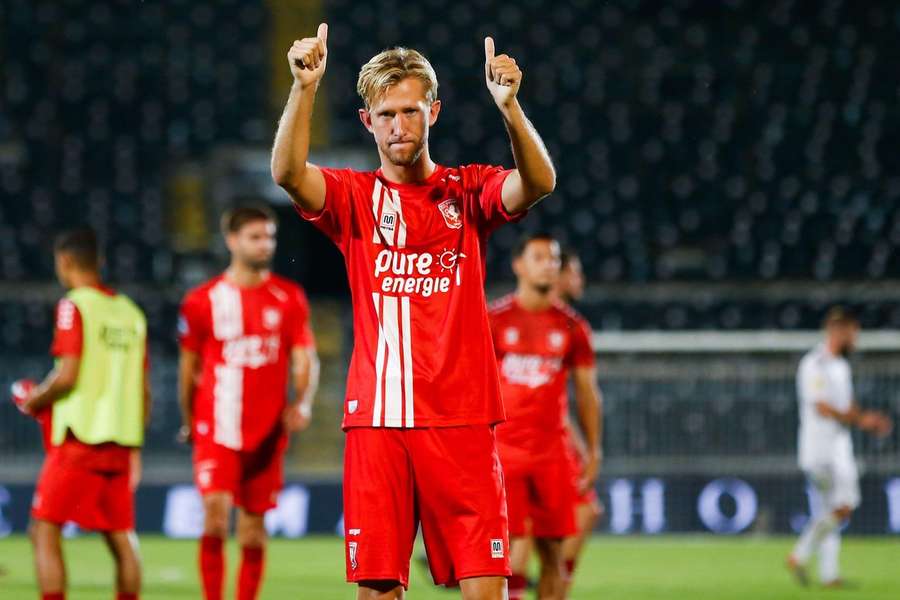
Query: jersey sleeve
[[51, 298, 82, 357], [470, 164, 524, 234], [798, 359, 829, 406], [293, 167, 354, 249], [287, 286, 316, 350], [566, 317, 596, 368], [178, 291, 208, 353]]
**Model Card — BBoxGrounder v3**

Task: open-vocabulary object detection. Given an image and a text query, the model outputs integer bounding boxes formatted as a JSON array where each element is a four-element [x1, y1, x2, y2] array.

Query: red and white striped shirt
[[178, 274, 314, 451], [297, 164, 523, 428]]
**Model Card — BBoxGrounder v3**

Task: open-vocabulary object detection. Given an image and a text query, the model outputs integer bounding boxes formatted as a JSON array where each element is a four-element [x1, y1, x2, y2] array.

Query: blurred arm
[[573, 365, 603, 491], [24, 355, 80, 413], [178, 349, 200, 437]]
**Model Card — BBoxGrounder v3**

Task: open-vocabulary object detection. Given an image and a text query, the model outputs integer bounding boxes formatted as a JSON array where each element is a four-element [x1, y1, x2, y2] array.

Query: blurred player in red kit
[[178, 206, 318, 600], [272, 21, 556, 600], [13, 228, 150, 600], [489, 234, 601, 600], [554, 249, 605, 596]]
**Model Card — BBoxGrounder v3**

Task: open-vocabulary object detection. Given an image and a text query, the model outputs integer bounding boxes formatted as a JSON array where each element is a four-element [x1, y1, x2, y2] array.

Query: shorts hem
[[346, 573, 410, 590], [437, 568, 513, 587]]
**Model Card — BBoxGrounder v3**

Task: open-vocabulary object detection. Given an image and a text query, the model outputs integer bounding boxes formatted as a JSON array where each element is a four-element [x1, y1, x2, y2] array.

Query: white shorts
[[803, 455, 861, 511]]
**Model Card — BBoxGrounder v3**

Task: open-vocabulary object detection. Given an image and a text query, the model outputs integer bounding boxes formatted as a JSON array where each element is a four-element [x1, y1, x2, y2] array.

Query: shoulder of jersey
[[488, 293, 516, 315], [553, 299, 589, 326], [184, 275, 224, 302], [267, 274, 306, 296]]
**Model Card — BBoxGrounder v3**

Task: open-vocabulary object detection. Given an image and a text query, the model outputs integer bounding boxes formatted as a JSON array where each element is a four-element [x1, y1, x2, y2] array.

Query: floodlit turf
[[0, 535, 898, 599]]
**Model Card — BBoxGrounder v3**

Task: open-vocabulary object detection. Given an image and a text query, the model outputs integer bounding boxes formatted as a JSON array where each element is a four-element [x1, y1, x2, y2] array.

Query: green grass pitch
[[0, 535, 897, 599]]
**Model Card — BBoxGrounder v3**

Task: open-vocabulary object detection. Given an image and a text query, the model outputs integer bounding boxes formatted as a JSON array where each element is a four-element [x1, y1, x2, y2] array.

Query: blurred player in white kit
[[787, 307, 893, 588]]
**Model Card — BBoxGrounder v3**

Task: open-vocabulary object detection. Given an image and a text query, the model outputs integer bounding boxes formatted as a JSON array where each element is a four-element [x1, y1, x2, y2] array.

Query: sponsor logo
[[348, 528, 361, 536], [437, 199, 462, 229], [373, 248, 466, 298], [347, 399, 358, 414], [262, 308, 282, 330], [348, 541, 359, 570], [57, 300, 75, 330], [500, 353, 563, 389], [222, 335, 281, 368], [490, 539, 504, 559], [380, 212, 396, 233]]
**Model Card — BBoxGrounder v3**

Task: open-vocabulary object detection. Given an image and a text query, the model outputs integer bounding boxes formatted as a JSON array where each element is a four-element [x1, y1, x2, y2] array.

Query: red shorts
[[343, 426, 510, 588], [193, 430, 286, 514], [504, 458, 577, 539], [564, 438, 600, 507], [31, 439, 134, 531]]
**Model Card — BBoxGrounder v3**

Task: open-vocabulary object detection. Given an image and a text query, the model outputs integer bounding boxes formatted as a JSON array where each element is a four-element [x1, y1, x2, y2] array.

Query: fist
[[10, 379, 36, 415], [484, 36, 522, 108], [288, 23, 328, 88]]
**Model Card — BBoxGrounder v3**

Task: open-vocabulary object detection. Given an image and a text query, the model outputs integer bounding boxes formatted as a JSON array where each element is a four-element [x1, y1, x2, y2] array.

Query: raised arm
[[572, 365, 603, 493], [271, 23, 330, 214], [483, 36, 556, 214]]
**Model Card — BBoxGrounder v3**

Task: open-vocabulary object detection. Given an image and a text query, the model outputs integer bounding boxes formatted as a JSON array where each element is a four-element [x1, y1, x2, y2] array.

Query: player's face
[[359, 78, 441, 167], [558, 257, 585, 301], [228, 219, 276, 271], [834, 322, 860, 356], [514, 239, 561, 294], [53, 252, 73, 289]]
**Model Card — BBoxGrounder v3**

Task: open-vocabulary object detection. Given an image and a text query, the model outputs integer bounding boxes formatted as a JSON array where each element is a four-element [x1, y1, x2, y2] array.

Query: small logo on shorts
[[348, 541, 359, 570], [490, 539, 504, 559], [348, 399, 358, 414]]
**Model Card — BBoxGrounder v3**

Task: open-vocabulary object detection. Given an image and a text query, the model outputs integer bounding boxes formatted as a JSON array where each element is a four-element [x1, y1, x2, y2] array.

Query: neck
[[516, 283, 553, 311], [825, 337, 842, 356], [226, 263, 268, 288], [379, 148, 436, 184], [69, 270, 102, 289]]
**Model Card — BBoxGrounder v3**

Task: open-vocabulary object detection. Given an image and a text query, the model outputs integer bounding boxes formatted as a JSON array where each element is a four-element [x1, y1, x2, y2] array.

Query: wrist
[[497, 97, 523, 119]]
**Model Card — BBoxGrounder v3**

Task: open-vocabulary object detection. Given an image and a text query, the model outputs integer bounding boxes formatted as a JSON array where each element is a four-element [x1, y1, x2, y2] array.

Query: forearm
[[26, 368, 72, 412], [500, 99, 556, 205], [575, 384, 602, 459], [271, 82, 317, 194]]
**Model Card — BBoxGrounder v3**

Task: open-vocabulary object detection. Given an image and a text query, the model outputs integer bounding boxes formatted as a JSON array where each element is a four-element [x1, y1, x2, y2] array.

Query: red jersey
[[489, 295, 595, 466], [296, 164, 523, 428], [178, 274, 315, 451]]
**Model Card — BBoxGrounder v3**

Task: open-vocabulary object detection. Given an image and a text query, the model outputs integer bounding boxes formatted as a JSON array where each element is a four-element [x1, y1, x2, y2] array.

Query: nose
[[392, 114, 407, 136]]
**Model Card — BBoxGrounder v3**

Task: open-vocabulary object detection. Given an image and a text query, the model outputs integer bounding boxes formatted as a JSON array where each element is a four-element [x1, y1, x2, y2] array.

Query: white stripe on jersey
[[401, 295, 414, 426], [371, 293, 414, 427], [372, 293, 386, 426], [372, 179, 384, 244], [209, 281, 243, 340], [382, 295, 403, 427], [213, 364, 243, 449], [388, 188, 407, 249]]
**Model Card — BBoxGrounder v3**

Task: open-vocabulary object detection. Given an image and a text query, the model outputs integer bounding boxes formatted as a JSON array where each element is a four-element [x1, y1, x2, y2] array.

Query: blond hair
[[357, 47, 438, 108]]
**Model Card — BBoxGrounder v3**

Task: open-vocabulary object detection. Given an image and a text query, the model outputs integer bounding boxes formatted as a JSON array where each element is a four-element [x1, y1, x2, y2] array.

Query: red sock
[[199, 535, 224, 600], [116, 594, 138, 600], [508, 573, 527, 600], [563, 558, 577, 582], [42, 594, 65, 600], [237, 545, 265, 600]]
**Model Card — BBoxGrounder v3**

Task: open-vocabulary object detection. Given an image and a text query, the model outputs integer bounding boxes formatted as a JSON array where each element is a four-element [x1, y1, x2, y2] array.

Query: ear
[[358, 108, 374, 133], [428, 100, 442, 126], [511, 256, 522, 277]]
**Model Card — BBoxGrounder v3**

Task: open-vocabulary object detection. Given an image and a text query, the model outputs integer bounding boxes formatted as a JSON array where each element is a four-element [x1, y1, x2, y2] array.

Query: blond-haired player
[[272, 23, 556, 600]]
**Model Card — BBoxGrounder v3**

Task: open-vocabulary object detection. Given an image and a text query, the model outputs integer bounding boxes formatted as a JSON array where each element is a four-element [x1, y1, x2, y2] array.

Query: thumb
[[484, 36, 495, 60], [317, 22, 328, 44]]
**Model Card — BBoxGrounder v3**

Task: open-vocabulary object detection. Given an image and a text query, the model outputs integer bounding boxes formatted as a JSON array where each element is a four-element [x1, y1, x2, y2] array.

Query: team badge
[[504, 327, 520, 345], [437, 199, 463, 229], [348, 541, 359, 570], [548, 331, 565, 349], [263, 307, 282, 330], [348, 399, 358, 414]]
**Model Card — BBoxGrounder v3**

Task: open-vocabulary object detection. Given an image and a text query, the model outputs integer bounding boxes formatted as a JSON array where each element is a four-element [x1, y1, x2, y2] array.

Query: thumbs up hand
[[484, 36, 522, 109], [288, 23, 329, 89]]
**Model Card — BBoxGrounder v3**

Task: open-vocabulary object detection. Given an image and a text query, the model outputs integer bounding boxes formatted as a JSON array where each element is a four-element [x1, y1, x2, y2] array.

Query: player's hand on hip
[[484, 36, 522, 109], [288, 23, 328, 89]]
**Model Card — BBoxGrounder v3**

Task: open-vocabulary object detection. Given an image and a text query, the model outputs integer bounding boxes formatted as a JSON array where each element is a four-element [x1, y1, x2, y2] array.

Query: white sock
[[818, 529, 841, 583], [793, 512, 839, 564]]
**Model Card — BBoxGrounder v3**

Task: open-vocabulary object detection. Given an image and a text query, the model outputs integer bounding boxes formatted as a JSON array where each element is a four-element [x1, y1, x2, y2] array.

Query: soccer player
[[271, 22, 556, 599], [787, 307, 893, 588], [16, 228, 150, 600], [553, 249, 604, 595], [178, 206, 317, 600], [489, 234, 601, 600]]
